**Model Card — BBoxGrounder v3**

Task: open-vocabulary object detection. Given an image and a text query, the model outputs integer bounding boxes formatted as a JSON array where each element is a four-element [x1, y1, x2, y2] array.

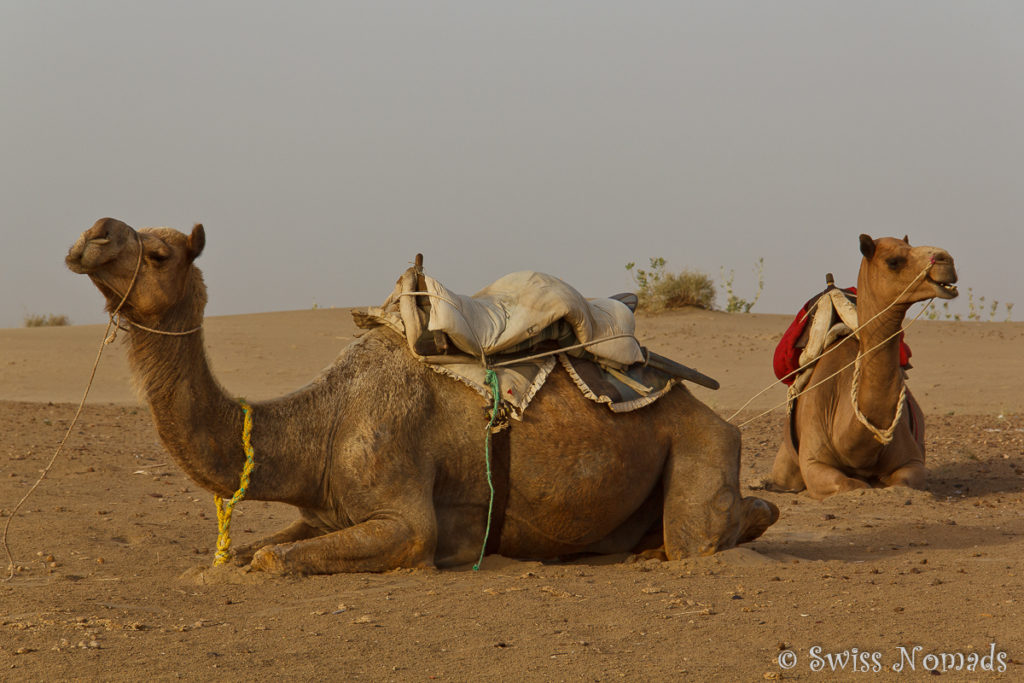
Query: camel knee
[[663, 484, 777, 559]]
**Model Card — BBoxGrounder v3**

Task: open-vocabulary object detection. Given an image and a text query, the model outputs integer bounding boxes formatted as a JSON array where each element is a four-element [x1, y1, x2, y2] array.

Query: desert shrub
[[720, 257, 764, 313], [24, 313, 71, 327], [625, 258, 716, 312]]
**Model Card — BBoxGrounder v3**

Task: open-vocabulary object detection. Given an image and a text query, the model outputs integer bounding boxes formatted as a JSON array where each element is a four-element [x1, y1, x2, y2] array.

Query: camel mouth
[[928, 276, 959, 299], [66, 237, 123, 274]]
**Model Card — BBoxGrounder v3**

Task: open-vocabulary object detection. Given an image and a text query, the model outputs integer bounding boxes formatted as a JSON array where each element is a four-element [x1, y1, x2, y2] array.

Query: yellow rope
[[213, 399, 256, 566]]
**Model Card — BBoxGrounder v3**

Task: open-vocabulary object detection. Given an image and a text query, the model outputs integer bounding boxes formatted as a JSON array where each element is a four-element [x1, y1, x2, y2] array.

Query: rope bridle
[[101, 233, 203, 339], [729, 264, 936, 442]]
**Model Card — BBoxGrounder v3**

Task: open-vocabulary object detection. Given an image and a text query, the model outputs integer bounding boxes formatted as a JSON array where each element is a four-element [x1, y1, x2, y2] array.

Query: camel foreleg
[[231, 518, 325, 566], [661, 402, 777, 558], [249, 517, 436, 574], [799, 460, 870, 500]]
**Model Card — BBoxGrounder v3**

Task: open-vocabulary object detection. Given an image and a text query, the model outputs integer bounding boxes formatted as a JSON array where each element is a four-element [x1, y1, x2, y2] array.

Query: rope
[[116, 315, 202, 337], [400, 277, 640, 570], [2, 232, 145, 581], [396, 291, 642, 369], [213, 399, 257, 566], [851, 356, 907, 444], [727, 265, 933, 425], [473, 370, 501, 571], [489, 333, 639, 367], [732, 297, 934, 430]]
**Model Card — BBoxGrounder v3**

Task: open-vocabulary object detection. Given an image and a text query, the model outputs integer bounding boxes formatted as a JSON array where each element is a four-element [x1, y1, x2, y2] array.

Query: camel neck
[[124, 295, 326, 505], [853, 276, 908, 428]]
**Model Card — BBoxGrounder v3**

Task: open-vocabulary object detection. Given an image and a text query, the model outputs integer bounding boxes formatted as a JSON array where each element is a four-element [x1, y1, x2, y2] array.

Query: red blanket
[[773, 287, 911, 385]]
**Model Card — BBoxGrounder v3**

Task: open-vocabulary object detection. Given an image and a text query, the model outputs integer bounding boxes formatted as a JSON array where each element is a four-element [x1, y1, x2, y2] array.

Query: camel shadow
[[927, 460, 1024, 498], [748, 518, 1019, 563]]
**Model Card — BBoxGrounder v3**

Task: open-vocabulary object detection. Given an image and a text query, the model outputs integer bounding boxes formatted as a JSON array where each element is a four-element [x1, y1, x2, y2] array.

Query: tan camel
[[66, 218, 778, 574], [770, 235, 958, 500]]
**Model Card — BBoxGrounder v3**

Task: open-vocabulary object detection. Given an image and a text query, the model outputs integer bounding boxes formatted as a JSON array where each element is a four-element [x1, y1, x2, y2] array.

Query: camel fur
[[66, 218, 778, 574], [770, 235, 958, 500]]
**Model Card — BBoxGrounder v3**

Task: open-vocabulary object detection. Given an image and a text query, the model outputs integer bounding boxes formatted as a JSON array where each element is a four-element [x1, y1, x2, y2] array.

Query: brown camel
[[66, 218, 778, 574], [770, 235, 958, 500]]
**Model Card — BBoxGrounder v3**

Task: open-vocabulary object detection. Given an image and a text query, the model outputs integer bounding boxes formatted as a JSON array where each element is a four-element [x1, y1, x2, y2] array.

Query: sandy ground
[[2, 308, 1023, 680]]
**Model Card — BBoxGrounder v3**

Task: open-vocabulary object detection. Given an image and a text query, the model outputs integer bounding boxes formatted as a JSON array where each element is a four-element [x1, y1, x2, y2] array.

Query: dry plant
[[24, 313, 70, 327], [924, 289, 1014, 322], [625, 258, 716, 312], [720, 257, 764, 313]]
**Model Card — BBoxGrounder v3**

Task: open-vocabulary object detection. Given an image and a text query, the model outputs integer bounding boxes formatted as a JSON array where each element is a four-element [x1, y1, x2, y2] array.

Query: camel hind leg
[[770, 436, 806, 492], [660, 395, 778, 558]]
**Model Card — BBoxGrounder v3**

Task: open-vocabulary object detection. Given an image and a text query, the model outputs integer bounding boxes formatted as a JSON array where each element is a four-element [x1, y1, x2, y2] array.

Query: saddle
[[354, 255, 718, 419], [774, 274, 912, 391]]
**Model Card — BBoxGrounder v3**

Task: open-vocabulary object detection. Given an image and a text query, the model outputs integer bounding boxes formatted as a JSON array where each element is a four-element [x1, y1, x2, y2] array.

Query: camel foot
[[737, 497, 779, 543], [806, 477, 870, 500], [230, 543, 262, 566], [881, 464, 927, 489], [249, 545, 289, 574], [630, 547, 668, 562], [765, 478, 806, 494]]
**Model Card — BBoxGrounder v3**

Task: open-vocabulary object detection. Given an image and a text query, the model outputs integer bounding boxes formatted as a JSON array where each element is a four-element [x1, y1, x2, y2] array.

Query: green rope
[[473, 369, 501, 571]]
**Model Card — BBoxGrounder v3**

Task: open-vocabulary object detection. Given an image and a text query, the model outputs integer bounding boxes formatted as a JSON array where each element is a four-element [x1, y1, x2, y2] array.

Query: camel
[[770, 235, 958, 500], [66, 218, 778, 574]]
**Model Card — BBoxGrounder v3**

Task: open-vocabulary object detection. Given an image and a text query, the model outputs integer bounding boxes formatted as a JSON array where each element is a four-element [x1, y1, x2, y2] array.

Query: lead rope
[[2, 232, 145, 581], [213, 399, 257, 566], [732, 297, 934, 431], [727, 264, 933, 428]]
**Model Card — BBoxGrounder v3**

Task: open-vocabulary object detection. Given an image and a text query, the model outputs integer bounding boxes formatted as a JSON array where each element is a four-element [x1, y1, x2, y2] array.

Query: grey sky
[[2, 1, 1021, 329]]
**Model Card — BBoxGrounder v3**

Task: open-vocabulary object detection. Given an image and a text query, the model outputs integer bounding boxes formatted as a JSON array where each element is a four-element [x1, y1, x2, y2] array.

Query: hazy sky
[[2, 1, 1022, 329]]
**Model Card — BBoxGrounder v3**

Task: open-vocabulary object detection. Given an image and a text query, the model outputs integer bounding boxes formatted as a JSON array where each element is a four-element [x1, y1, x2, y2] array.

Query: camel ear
[[859, 234, 876, 259], [187, 224, 205, 261], [902, 234, 910, 244]]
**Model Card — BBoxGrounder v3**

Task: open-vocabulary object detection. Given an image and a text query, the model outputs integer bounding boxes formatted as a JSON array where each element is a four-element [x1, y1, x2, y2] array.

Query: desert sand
[[2, 307, 1022, 680]]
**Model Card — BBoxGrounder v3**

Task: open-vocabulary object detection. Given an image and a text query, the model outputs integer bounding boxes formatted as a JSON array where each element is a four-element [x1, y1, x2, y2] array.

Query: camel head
[[857, 234, 958, 306], [66, 218, 207, 324]]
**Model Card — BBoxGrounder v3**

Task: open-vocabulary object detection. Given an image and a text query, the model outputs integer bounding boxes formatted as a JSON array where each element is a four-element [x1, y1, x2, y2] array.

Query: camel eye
[[147, 251, 170, 264], [885, 256, 906, 271]]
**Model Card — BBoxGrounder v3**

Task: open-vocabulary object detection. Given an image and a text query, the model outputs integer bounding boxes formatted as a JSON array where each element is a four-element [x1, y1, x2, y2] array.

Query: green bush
[[24, 313, 70, 327], [626, 258, 716, 312]]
